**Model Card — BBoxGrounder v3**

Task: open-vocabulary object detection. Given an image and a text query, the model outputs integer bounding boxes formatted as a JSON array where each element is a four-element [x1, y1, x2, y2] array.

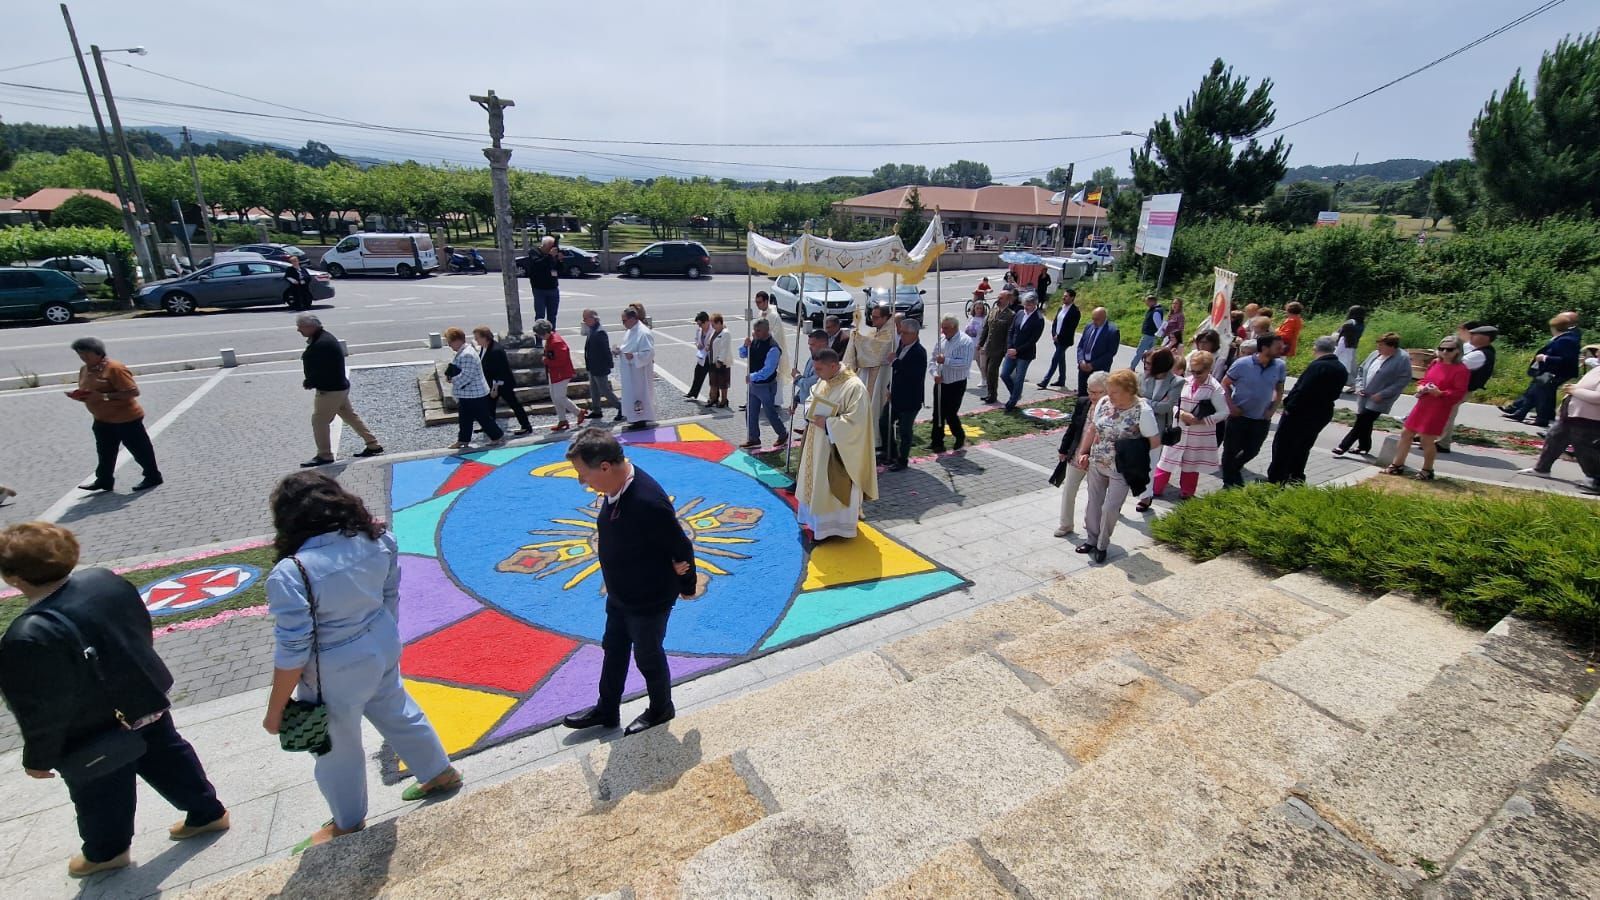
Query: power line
[[1250, 0, 1570, 140], [0, 55, 73, 75]]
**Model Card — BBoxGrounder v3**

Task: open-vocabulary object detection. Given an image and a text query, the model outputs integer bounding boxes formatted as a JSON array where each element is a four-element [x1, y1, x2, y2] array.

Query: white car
[[30, 256, 110, 287], [770, 273, 857, 322]]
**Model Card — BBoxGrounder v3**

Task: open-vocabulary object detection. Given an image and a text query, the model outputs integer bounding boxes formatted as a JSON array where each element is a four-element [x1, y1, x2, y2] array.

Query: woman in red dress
[[1385, 337, 1469, 481]]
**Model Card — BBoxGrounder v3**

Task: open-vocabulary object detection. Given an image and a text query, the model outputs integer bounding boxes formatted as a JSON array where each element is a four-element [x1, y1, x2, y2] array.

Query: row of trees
[[0, 148, 838, 246]]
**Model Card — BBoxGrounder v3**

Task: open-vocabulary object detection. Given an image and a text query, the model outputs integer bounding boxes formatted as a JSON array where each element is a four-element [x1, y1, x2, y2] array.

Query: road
[[0, 268, 1006, 384]]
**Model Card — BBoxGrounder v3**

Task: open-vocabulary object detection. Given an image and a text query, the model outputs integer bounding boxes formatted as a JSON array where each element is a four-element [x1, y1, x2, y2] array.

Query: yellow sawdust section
[[404, 679, 517, 755], [802, 523, 934, 591], [676, 423, 724, 442], [531, 460, 578, 478]]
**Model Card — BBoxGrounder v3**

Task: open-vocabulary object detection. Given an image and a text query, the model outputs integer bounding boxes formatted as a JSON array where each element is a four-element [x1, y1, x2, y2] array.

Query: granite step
[[188, 653, 904, 898], [1167, 615, 1595, 895]]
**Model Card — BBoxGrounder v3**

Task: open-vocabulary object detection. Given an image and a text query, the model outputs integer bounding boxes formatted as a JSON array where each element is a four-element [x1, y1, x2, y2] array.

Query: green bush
[[49, 193, 123, 229], [1151, 483, 1600, 633], [212, 222, 260, 244], [0, 225, 135, 276]]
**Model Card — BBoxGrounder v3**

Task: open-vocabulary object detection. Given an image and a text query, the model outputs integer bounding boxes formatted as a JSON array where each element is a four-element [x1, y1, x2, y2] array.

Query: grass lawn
[[0, 543, 279, 633], [1336, 212, 1455, 239]]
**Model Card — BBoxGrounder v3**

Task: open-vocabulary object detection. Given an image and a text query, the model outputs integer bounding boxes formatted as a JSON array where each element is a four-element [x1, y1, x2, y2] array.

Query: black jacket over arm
[[595, 466, 696, 614], [0, 569, 173, 771], [480, 342, 516, 391], [302, 329, 348, 391], [889, 342, 927, 412]]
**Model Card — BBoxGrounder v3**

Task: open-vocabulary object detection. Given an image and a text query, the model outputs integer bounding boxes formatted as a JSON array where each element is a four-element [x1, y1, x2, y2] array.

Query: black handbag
[[1161, 425, 1183, 446], [29, 608, 149, 782], [278, 558, 332, 756], [1193, 397, 1218, 420]]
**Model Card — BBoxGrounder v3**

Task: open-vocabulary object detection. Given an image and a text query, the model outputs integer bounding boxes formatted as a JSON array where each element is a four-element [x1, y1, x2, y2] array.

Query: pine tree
[[1130, 58, 1290, 221], [1471, 31, 1600, 219], [897, 186, 926, 241]]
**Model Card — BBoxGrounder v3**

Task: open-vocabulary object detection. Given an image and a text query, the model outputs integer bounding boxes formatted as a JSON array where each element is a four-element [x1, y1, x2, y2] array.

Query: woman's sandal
[[1383, 464, 1406, 475], [1135, 498, 1154, 512], [401, 766, 463, 802], [292, 820, 364, 855], [1413, 469, 1435, 481]]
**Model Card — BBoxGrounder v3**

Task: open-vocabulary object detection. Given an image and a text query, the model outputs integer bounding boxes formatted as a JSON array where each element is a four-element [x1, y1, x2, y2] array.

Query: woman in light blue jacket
[[1332, 331, 1413, 456], [262, 472, 460, 853]]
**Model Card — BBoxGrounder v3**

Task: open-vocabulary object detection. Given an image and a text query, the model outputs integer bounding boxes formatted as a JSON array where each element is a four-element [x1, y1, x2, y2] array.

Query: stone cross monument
[[471, 90, 523, 334]]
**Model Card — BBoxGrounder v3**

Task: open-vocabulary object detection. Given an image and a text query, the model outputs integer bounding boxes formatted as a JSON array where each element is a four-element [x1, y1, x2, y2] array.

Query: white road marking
[[39, 368, 234, 523]]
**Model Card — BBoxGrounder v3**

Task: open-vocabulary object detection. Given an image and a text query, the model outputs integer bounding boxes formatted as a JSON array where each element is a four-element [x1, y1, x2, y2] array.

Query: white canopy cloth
[[747, 214, 946, 287]]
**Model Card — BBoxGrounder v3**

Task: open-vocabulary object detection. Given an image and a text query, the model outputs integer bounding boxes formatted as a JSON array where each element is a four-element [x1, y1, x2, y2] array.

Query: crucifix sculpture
[[470, 90, 514, 149]]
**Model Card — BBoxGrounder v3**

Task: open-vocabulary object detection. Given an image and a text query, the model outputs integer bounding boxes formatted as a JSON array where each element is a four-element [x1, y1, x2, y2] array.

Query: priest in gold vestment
[[795, 349, 878, 540], [842, 303, 900, 454]]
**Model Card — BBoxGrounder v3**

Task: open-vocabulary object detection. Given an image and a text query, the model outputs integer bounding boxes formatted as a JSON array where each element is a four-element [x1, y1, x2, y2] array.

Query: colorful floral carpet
[[386, 422, 968, 759]]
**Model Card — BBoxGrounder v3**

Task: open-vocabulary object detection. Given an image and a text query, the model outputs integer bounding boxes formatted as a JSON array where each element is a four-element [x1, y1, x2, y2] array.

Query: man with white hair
[[1265, 335, 1346, 484], [296, 315, 383, 467], [528, 236, 562, 326]]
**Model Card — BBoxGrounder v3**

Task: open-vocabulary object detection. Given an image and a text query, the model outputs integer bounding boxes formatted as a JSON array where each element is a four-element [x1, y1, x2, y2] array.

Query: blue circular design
[[139, 564, 262, 615], [437, 443, 804, 655]]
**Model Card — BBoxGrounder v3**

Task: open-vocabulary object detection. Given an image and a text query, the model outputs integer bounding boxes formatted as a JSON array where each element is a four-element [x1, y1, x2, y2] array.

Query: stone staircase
[[187, 548, 1599, 898]]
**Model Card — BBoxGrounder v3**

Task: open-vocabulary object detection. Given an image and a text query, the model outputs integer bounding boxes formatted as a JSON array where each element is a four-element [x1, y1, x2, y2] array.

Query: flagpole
[[783, 223, 810, 474]]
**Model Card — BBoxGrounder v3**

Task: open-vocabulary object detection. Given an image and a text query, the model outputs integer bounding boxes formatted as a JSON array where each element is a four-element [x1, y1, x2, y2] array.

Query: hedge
[[1150, 483, 1600, 634], [0, 225, 136, 278]]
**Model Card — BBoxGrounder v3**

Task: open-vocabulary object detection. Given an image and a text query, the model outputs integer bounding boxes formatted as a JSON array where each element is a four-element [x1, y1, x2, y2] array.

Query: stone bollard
[[219, 348, 238, 368], [339, 339, 349, 356], [429, 332, 443, 349], [1374, 434, 1400, 467]]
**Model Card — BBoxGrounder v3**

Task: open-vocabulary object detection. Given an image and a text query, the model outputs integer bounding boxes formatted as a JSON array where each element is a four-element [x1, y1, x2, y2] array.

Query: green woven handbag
[[279, 558, 332, 756]]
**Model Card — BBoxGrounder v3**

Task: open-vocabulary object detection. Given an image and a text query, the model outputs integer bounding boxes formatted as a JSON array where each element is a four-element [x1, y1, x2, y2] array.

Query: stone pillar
[[485, 146, 523, 335]]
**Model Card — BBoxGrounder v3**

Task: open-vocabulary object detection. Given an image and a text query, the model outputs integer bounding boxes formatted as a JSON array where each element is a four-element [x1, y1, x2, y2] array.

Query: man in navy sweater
[[561, 429, 697, 736]]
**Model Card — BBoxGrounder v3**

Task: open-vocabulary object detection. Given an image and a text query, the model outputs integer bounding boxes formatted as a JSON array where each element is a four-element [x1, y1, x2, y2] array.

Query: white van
[[319, 233, 437, 278]]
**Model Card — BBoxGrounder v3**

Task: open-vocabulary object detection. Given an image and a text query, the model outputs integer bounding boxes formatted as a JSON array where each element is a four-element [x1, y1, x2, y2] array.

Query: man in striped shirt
[[929, 315, 975, 453]]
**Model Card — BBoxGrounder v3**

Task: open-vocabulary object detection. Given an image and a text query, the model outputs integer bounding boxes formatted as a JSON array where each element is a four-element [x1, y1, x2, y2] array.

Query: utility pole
[[471, 90, 522, 334], [1052, 163, 1075, 252], [181, 126, 216, 262], [59, 3, 152, 284], [92, 44, 165, 277]]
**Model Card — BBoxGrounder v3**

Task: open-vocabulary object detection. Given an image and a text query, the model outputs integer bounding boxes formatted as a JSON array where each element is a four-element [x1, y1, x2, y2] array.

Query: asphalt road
[[0, 268, 1008, 383]]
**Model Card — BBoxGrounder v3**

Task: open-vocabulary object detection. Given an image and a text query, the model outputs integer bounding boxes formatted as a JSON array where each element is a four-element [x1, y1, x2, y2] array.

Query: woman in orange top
[[1277, 301, 1306, 356]]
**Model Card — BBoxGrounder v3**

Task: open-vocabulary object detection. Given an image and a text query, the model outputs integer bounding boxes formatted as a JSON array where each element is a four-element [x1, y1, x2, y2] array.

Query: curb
[[1, 338, 428, 390]]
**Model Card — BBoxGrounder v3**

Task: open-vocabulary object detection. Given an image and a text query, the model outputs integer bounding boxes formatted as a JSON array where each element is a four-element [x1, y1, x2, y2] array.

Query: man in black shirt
[[297, 315, 382, 467], [1266, 335, 1347, 484], [527, 236, 562, 327], [561, 429, 697, 736]]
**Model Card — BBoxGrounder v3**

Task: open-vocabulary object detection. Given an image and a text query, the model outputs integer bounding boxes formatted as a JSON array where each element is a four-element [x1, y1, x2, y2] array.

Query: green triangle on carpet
[[758, 569, 966, 651], [393, 490, 461, 557]]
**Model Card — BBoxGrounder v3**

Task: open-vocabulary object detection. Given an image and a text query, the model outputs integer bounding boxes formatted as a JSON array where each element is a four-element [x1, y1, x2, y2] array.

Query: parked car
[[320, 233, 437, 277], [135, 260, 334, 315], [771, 273, 856, 321], [0, 267, 92, 325], [617, 241, 711, 279], [515, 246, 601, 279], [230, 243, 308, 262], [862, 284, 927, 319], [29, 256, 110, 287]]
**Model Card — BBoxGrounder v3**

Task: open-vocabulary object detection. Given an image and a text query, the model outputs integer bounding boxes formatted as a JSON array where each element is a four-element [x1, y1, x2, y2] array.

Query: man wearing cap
[[297, 315, 383, 467], [1438, 323, 1498, 452]]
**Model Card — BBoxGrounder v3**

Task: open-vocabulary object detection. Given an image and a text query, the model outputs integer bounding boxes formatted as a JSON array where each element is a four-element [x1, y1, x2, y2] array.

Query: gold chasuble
[[842, 306, 895, 447], [795, 370, 877, 540]]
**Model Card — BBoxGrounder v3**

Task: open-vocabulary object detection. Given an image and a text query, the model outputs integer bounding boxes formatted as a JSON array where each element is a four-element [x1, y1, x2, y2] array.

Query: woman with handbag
[[0, 522, 228, 879], [1072, 369, 1161, 564], [1135, 349, 1181, 512], [263, 472, 460, 853], [1151, 350, 1226, 503], [1052, 371, 1110, 537]]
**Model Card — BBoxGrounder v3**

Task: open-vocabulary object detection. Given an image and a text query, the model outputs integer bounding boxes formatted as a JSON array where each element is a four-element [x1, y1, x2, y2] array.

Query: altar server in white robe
[[615, 306, 657, 428]]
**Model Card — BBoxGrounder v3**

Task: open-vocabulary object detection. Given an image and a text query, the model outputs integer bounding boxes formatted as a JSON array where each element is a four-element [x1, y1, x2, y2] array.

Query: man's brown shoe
[[68, 850, 130, 878], [170, 811, 230, 840]]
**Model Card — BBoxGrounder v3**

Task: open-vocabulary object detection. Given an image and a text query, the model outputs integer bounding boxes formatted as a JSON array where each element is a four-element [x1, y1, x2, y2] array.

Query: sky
[[0, 0, 1590, 183]]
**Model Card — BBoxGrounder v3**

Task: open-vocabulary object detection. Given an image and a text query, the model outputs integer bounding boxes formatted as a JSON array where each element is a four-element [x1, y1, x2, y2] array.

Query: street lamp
[[90, 43, 166, 281]]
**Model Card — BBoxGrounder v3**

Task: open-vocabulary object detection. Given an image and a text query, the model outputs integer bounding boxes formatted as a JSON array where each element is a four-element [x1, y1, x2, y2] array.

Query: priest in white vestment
[[795, 349, 878, 540], [615, 306, 657, 428], [842, 302, 900, 455]]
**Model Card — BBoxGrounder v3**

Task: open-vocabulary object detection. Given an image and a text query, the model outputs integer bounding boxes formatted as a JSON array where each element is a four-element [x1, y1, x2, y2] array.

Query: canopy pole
[[933, 227, 942, 451], [783, 226, 809, 474]]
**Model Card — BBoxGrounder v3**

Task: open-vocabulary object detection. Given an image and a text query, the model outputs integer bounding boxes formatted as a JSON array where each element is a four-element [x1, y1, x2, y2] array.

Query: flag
[[1070, 188, 1086, 203], [1049, 190, 1065, 204], [1086, 190, 1102, 205]]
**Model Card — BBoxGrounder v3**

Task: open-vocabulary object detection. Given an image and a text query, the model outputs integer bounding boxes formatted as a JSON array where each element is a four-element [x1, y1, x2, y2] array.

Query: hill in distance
[[1280, 158, 1437, 184]]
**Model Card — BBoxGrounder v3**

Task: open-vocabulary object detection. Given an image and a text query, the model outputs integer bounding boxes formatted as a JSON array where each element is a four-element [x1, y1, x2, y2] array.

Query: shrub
[[50, 193, 123, 229], [1151, 483, 1600, 633], [0, 225, 135, 276]]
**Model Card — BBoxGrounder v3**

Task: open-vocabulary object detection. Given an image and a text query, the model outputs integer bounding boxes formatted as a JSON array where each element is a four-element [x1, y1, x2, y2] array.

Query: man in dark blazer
[[1076, 306, 1121, 397], [824, 315, 850, 356], [561, 429, 697, 736], [1001, 293, 1046, 411], [1037, 287, 1081, 389], [1504, 311, 1582, 427], [1267, 335, 1348, 484], [885, 318, 928, 471]]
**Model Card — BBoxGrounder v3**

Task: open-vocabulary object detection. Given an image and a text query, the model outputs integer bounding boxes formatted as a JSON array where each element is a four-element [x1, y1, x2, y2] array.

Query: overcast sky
[[1, 0, 1590, 182]]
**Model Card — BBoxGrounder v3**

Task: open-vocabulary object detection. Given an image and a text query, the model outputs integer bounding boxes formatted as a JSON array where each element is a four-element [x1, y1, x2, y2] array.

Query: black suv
[[617, 241, 711, 279]]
